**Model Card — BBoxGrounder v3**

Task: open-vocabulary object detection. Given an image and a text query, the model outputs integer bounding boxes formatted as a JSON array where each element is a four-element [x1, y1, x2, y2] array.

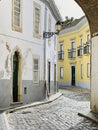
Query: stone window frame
[[86, 30, 90, 42], [80, 35, 83, 46], [48, 14, 52, 44], [33, 2, 41, 39], [70, 39, 75, 49], [80, 63, 83, 79], [33, 55, 40, 84], [54, 35, 57, 50], [60, 42, 64, 51], [60, 67, 64, 79], [11, 47, 22, 103], [12, 0, 22, 32], [87, 63, 90, 78]]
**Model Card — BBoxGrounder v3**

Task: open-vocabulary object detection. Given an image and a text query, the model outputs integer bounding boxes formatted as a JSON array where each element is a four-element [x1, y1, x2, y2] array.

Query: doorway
[[48, 62, 51, 93], [71, 66, 75, 86], [13, 52, 19, 102], [54, 64, 56, 93]]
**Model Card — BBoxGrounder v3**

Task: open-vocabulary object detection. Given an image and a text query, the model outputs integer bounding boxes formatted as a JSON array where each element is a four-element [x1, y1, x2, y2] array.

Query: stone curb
[[3, 92, 62, 130], [5, 92, 62, 114], [78, 111, 98, 124]]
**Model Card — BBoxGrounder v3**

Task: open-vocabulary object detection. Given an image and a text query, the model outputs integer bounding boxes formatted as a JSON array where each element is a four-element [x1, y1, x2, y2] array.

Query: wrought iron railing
[[68, 48, 76, 58], [84, 42, 90, 54], [58, 51, 64, 60], [77, 45, 83, 57]]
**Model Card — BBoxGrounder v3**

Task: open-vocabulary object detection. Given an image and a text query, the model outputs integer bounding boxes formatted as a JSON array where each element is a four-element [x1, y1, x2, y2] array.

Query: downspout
[[43, 1, 47, 97]]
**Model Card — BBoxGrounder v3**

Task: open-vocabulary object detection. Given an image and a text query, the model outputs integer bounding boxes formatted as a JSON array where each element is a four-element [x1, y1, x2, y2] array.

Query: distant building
[[0, 0, 61, 107], [58, 16, 90, 89]]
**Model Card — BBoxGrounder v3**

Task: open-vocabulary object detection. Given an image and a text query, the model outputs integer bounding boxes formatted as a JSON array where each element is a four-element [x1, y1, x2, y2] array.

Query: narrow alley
[[6, 87, 98, 130]]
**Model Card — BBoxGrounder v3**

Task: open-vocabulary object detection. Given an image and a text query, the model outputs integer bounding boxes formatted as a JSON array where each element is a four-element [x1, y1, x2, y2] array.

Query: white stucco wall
[[91, 36, 98, 113], [0, 0, 60, 106], [45, 11, 58, 80], [0, 0, 46, 80]]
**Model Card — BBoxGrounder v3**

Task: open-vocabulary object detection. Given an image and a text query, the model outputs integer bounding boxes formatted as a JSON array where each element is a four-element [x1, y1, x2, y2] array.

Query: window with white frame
[[48, 15, 51, 44], [12, 0, 22, 32], [71, 40, 75, 49], [80, 64, 83, 79], [87, 63, 90, 78], [33, 58, 39, 83], [60, 43, 64, 51], [80, 36, 83, 46], [60, 67, 64, 79], [87, 31, 90, 42], [33, 2, 41, 38], [54, 36, 56, 50]]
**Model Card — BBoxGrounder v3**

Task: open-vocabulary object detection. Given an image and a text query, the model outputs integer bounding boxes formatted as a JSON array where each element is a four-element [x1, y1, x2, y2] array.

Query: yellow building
[[58, 16, 90, 89]]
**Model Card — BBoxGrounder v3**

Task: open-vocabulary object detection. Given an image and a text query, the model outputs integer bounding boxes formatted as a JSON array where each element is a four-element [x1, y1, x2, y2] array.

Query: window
[[87, 33, 90, 42], [68, 40, 76, 58], [77, 36, 83, 57], [60, 67, 64, 79], [12, 0, 22, 32], [87, 63, 90, 78], [48, 15, 51, 44], [33, 58, 39, 83], [58, 43, 64, 60], [80, 64, 83, 79], [71, 40, 75, 49], [54, 36, 56, 50], [33, 2, 41, 38], [60, 44, 64, 51], [80, 36, 83, 46]]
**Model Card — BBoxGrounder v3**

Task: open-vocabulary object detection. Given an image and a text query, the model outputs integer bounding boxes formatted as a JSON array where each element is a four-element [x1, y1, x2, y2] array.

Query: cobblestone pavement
[[7, 87, 98, 130], [0, 114, 8, 130], [59, 86, 90, 101]]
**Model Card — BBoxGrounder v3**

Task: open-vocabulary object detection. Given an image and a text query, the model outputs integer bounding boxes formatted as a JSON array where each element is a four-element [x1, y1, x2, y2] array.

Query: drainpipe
[[43, 1, 47, 97]]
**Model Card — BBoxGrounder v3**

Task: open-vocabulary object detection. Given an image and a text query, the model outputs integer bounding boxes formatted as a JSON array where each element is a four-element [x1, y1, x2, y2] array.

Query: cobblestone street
[[7, 87, 98, 130]]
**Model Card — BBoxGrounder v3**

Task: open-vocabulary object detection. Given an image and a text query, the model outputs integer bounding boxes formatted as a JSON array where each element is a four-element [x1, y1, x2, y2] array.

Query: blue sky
[[54, 0, 84, 20]]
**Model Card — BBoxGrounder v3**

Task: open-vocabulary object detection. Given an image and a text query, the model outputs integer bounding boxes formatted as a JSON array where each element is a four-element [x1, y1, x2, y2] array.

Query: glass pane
[[35, 7, 40, 34], [34, 59, 38, 64], [34, 71, 38, 81], [14, 0, 21, 26], [60, 67, 63, 78]]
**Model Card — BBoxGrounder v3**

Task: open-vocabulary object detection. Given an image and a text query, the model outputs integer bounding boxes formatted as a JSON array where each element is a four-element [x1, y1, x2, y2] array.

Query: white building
[[0, 0, 61, 107]]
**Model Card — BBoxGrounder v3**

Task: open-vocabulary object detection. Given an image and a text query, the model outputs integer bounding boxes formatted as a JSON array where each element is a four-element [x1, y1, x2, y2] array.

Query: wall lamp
[[43, 21, 63, 38]]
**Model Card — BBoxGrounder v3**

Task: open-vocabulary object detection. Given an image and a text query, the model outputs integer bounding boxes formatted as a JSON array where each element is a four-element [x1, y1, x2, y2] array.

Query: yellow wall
[[58, 19, 90, 88]]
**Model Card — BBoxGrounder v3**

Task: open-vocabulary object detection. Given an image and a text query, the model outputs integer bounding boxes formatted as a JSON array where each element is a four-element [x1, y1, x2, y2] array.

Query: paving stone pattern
[[59, 86, 90, 101], [7, 87, 98, 130], [0, 114, 8, 130]]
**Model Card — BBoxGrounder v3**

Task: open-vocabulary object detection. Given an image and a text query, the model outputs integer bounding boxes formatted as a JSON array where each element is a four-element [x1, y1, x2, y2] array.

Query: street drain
[[22, 111, 31, 114]]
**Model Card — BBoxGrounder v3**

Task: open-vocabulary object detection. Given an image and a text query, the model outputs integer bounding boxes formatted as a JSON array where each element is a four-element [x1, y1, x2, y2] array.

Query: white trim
[[33, 2, 41, 39], [33, 55, 40, 84]]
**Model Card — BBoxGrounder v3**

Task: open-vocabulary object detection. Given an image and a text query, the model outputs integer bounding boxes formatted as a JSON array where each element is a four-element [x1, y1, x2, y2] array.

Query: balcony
[[84, 42, 90, 54], [58, 51, 64, 60], [68, 48, 76, 59], [77, 45, 83, 57]]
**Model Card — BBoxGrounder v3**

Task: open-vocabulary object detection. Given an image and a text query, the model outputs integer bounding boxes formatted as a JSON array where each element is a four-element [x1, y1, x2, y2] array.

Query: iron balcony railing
[[58, 51, 64, 60], [84, 41, 90, 54], [68, 48, 76, 58], [77, 45, 83, 57]]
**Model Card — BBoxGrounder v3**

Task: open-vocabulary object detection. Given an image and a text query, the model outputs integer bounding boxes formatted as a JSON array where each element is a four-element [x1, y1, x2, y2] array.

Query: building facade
[[58, 16, 91, 89], [0, 0, 61, 107]]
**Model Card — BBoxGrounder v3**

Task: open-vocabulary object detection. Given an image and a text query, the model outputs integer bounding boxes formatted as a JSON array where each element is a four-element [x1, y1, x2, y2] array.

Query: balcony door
[[48, 62, 51, 93], [71, 66, 75, 86], [54, 64, 56, 93]]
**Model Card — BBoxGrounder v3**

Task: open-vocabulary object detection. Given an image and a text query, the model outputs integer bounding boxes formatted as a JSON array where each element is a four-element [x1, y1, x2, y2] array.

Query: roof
[[75, 0, 98, 37], [60, 16, 89, 35]]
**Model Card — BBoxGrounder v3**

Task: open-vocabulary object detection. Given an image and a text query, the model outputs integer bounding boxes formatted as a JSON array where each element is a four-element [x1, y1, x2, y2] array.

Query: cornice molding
[[60, 16, 88, 35], [40, 0, 62, 21]]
